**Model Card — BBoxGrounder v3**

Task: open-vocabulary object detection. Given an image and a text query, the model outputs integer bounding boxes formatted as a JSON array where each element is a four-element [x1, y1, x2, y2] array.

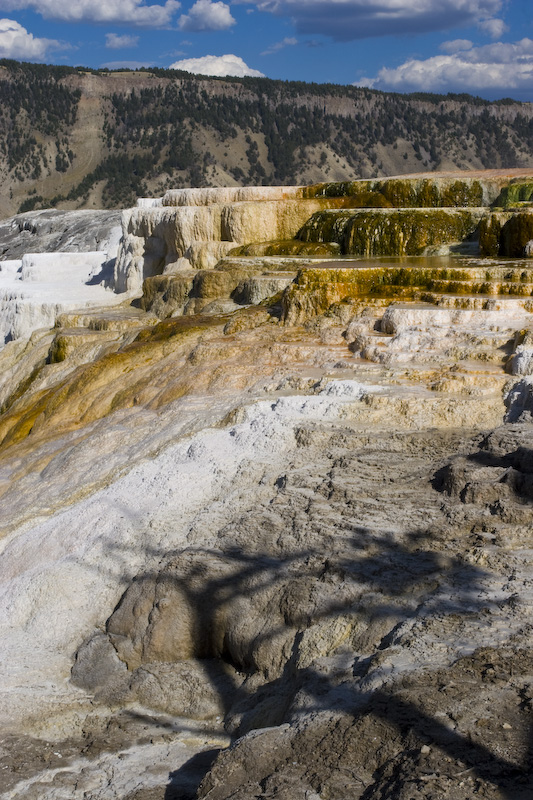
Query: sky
[[0, 0, 531, 101]]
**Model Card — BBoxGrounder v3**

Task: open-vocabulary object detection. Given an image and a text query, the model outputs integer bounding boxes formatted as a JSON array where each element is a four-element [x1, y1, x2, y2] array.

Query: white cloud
[[440, 39, 473, 54], [178, 0, 235, 31], [477, 17, 507, 38], [105, 33, 139, 49], [169, 53, 265, 77], [356, 38, 533, 94], [0, 0, 181, 28], [0, 17, 61, 59], [237, 0, 503, 41], [465, 39, 533, 64], [261, 36, 297, 55]]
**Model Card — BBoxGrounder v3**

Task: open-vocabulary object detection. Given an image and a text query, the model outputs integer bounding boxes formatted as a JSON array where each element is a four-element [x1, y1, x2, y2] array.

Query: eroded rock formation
[[0, 170, 533, 800]]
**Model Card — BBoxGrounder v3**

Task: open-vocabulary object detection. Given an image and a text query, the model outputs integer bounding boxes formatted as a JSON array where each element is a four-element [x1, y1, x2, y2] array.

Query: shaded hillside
[[0, 59, 532, 216]]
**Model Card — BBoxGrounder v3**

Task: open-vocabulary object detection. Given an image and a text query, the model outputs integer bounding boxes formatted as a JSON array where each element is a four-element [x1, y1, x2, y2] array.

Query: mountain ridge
[[1, 58, 532, 218]]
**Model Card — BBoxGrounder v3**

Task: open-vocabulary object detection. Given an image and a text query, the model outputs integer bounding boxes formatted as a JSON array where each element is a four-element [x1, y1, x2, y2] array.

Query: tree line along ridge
[[0, 59, 531, 213]]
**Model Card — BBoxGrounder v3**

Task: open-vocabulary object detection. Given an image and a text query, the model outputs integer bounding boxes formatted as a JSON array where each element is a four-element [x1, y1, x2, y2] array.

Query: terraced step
[[56, 305, 159, 331], [282, 265, 533, 324], [421, 279, 533, 296]]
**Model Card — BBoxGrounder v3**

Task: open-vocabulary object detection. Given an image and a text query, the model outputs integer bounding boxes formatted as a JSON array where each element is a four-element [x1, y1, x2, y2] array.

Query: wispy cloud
[[105, 32, 139, 49], [261, 36, 297, 56], [440, 39, 473, 55], [0, 0, 181, 28]]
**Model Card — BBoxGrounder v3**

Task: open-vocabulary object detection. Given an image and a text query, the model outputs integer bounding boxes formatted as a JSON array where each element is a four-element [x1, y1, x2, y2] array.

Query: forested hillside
[[0, 59, 532, 216]]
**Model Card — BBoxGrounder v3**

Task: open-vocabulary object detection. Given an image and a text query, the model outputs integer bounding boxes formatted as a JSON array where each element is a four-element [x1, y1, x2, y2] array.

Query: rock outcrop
[[0, 209, 122, 260]]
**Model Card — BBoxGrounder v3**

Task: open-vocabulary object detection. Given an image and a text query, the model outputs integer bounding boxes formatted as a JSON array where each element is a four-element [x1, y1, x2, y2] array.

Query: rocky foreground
[[0, 171, 533, 799]]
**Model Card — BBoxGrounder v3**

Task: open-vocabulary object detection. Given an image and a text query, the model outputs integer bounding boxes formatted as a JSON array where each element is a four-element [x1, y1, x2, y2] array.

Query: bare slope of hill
[[0, 59, 533, 217]]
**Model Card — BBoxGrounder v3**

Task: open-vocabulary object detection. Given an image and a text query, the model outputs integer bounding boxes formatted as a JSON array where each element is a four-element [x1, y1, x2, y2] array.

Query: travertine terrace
[[0, 170, 532, 800]]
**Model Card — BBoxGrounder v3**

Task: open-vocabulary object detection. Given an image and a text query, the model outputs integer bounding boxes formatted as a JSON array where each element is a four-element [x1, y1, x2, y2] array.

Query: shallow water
[[310, 253, 533, 270]]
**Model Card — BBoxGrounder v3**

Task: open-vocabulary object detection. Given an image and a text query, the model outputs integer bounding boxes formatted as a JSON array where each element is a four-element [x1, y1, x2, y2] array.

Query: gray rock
[[0, 210, 122, 261], [131, 660, 242, 719], [71, 633, 131, 705]]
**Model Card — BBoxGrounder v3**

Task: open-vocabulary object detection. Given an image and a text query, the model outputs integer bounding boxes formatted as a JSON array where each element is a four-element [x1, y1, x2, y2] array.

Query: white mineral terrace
[[0, 252, 126, 345]]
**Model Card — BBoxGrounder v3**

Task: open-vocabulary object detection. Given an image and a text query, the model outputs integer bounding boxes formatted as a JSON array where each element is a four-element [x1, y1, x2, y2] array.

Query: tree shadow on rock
[[165, 750, 221, 800], [71, 499, 533, 799]]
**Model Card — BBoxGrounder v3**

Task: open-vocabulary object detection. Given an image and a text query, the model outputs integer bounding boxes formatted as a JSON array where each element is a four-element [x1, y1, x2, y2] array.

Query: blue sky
[[0, 0, 531, 100]]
